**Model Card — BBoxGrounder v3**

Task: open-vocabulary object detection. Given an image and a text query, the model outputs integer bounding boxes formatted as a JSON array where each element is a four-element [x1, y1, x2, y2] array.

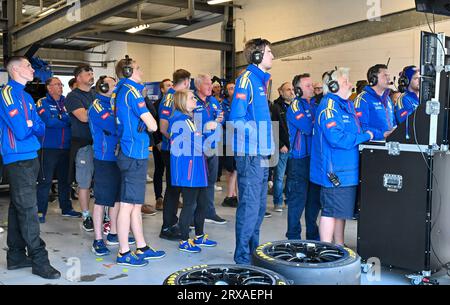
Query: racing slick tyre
[[252, 240, 361, 285], [163, 264, 290, 285]]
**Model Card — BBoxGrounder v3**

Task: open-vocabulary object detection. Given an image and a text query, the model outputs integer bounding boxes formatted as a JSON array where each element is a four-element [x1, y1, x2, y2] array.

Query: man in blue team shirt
[[158, 69, 191, 241], [36, 77, 81, 223], [88, 76, 131, 256], [285, 73, 321, 241], [395, 66, 420, 124], [193, 73, 227, 225], [114, 57, 165, 267], [229, 38, 274, 264], [0, 56, 60, 279], [311, 68, 374, 245], [354, 64, 396, 141]]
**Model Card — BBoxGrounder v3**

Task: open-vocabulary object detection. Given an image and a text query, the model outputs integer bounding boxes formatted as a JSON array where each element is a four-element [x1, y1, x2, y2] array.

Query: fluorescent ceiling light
[[38, 8, 56, 17], [207, 0, 232, 5], [126, 24, 151, 34]]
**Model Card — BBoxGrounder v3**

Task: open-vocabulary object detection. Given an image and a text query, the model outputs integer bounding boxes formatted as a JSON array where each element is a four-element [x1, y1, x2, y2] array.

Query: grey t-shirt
[[65, 88, 95, 140]]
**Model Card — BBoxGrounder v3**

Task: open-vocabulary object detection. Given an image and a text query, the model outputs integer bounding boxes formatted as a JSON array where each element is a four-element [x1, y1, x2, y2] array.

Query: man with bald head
[[270, 82, 296, 212]]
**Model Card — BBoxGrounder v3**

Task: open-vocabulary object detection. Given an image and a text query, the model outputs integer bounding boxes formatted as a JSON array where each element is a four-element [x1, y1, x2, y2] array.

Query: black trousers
[[152, 146, 164, 201], [6, 158, 50, 268], [37, 149, 72, 215], [161, 150, 181, 230], [179, 187, 209, 241]]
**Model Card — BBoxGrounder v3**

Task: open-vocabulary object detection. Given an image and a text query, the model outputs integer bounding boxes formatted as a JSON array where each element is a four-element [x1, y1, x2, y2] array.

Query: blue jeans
[[273, 152, 289, 206], [234, 155, 269, 264], [285, 157, 321, 240], [37, 149, 72, 215]]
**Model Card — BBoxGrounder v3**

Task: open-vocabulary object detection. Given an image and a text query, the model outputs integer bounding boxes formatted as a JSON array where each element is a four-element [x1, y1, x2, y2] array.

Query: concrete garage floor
[[0, 179, 449, 285]]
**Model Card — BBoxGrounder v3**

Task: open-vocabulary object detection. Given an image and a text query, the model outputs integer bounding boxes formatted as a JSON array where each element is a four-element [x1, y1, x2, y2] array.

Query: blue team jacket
[[193, 93, 223, 150], [158, 87, 176, 152], [115, 78, 150, 160], [36, 94, 71, 150], [354, 86, 396, 141], [229, 64, 274, 156], [0, 80, 46, 164], [286, 98, 315, 159], [169, 110, 208, 187], [310, 93, 371, 188], [394, 90, 420, 124], [88, 94, 118, 161]]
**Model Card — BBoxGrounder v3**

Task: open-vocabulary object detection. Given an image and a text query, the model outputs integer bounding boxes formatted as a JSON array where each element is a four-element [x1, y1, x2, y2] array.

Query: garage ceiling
[[4, 0, 233, 53]]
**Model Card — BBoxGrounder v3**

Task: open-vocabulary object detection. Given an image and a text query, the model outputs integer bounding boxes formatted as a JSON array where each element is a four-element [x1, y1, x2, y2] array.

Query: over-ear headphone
[[292, 75, 303, 98], [98, 75, 109, 94], [368, 66, 379, 87], [251, 38, 265, 65], [325, 69, 339, 94], [122, 55, 133, 78], [398, 65, 415, 92]]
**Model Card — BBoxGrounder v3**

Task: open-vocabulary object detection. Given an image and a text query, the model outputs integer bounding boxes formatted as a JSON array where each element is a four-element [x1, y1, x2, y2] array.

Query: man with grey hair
[[310, 68, 373, 246], [193, 73, 227, 225], [0, 56, 60, 279]]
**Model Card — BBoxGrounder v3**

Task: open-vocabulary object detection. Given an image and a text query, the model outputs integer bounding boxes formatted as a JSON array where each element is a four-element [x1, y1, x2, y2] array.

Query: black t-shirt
[[65, 88, 96, 140]]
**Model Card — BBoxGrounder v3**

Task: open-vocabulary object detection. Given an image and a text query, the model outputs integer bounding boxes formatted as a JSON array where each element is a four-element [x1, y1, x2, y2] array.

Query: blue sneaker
[[179, 239, 201, 253], [62, 210, 82, 218], [92, 240, 110, 256], [116, 251, 148, 267], [106, 234, 136, 246], [136, 246, 166, 260], [194, 234, 217, 247], [38, 213, 45, 224]]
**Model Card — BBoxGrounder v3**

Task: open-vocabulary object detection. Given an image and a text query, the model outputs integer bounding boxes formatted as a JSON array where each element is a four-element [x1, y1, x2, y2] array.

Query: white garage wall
[[266, 19, 450, 101], [88, 41, 128, 79], [234, 0, 417, 52], [127, 22, 223, 82]]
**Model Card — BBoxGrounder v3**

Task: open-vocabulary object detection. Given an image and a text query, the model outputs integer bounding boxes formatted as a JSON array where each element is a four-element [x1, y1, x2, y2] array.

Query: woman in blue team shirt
[[170, 89, 218, 253]]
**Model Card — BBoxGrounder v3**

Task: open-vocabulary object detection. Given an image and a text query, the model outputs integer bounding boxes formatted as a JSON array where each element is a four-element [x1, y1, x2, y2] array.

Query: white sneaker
[[273, 206, 283, 212], [0, 227, 4, 234], [214, 184, 222, 192], [146, 174, 153, 183], [268, 181, 274, 189]]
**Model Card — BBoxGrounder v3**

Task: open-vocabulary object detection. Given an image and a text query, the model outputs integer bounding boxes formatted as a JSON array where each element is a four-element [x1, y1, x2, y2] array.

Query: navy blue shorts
[[93, 159, 121, 207], [320, 186, 357, 220], [116, 152, 148, 205]]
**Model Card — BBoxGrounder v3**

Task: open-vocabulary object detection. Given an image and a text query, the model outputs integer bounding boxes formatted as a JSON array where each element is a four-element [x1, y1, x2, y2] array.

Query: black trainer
[[264, 212, 272, 218], [7, 257, 32, 270], [82, 216, 94, 232], [205, 215, 227, 225], [32, 265, 61, 280], [221, 197, 237, 208], [159, 227, 181, 241]]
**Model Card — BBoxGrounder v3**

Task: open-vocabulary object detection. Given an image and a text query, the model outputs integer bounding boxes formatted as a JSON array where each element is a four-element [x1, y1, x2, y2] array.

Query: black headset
[[250, 38, 265, 65], [122, 55, 133, 78], [292, 75, 303, 98], [367, 66, 379, 87], [325, 69, 340, 94], [398, 65, 416, 92], [98, 75, 109, 94]]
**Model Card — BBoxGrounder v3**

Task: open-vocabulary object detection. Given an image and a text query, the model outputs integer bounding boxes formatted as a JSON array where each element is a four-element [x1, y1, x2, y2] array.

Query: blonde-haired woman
[[170, 89, 218, 253]]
